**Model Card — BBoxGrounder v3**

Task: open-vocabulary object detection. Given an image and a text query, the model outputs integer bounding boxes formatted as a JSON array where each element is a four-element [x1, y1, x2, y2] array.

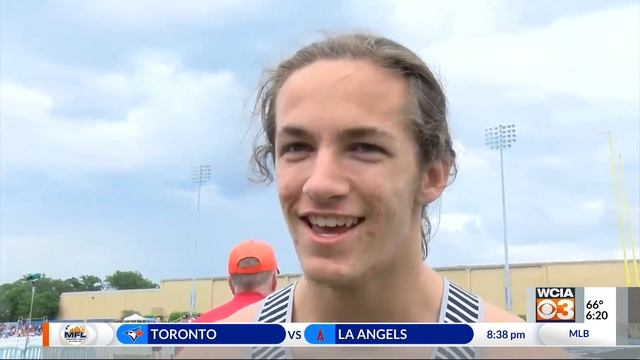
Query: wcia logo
[[117, 324, 148, 345]]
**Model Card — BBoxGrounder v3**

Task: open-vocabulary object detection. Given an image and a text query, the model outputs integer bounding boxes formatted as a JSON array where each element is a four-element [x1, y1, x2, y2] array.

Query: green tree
[[0, 271, 153, 322], [168, 311, 191, 322], [0, 276, 73, 321], [65, 277, 83, 291], [80, 275, 104, 291], [65, 275, 104, 291], [104, 271, 158, 290]]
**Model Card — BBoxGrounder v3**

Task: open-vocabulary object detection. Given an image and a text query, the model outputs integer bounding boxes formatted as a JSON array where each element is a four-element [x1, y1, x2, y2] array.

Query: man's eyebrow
[[277, 125, 313, 139], [338, 126, 395, 142], [276, 125, 395, 141]]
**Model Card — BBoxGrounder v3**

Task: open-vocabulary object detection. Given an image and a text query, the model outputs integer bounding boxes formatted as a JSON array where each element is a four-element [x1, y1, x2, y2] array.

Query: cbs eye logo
[[536, 299, 575, 321]]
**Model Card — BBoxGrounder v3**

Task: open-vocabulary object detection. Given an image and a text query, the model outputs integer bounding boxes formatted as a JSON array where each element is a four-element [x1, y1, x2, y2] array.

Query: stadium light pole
[[189, 164, 211, 319], [22, 273, 43, 358], [484, 124, 516, 312]]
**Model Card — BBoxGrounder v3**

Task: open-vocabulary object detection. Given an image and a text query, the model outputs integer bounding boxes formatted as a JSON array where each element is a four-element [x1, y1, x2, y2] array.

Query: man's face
[[274, 59, 431, 285]]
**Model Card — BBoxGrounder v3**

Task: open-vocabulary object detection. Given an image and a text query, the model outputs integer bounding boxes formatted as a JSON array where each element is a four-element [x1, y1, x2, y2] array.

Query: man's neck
[[234, 291, 264, 298], [292, 261, 443, 323]]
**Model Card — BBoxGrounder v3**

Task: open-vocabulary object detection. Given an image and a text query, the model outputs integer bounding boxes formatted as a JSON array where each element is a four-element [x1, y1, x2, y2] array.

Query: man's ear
[[417, 160, 450, 205], [271, 273, 277, 291]]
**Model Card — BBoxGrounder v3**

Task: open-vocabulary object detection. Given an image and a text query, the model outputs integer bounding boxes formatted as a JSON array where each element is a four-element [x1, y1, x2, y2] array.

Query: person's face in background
[[275, 59, 433, 286]]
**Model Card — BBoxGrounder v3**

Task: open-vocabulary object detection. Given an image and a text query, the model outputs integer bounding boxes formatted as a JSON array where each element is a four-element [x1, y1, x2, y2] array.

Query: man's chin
[[302, 261, 363, 288]]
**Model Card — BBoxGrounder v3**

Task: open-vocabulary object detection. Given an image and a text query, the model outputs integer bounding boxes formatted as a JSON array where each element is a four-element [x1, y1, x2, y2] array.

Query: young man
[[194, 240, 278, 322], [179, 33, 566, 359]]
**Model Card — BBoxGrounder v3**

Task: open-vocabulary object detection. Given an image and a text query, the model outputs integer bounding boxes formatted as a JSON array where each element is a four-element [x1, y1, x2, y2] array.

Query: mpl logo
[[62, 324, 88, 345], [535, 287, 576, 322], [117, 325, 148, 345]]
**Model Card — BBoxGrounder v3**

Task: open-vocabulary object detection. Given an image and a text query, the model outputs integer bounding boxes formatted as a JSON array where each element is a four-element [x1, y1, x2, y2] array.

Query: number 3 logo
[[556, 299, 574, 320]]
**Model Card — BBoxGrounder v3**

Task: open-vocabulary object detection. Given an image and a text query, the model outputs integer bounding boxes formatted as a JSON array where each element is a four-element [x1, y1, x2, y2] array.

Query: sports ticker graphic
[[43, 287, 638, 348]]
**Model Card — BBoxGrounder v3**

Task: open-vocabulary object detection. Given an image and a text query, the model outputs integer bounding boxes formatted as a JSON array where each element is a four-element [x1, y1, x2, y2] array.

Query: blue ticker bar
[[306, 324, 474, 345], [115, 323, 472, 345], [116, 324, 286, 345]]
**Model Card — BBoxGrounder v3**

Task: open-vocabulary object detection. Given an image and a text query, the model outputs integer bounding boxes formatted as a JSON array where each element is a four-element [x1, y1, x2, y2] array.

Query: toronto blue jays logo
[[124, 327, 144, 342]]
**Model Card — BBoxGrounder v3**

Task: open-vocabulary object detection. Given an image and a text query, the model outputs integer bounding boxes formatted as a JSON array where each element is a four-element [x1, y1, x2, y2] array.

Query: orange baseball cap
[[228, 240, 279, 275]]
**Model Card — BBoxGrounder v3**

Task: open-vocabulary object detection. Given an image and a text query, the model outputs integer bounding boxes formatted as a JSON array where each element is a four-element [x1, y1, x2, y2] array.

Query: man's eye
[[281, 143, 311, 154], [350, 143, 385, 153]]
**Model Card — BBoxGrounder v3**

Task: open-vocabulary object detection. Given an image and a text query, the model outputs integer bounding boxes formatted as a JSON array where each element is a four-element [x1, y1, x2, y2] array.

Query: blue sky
[[1, 0, 638, 285]]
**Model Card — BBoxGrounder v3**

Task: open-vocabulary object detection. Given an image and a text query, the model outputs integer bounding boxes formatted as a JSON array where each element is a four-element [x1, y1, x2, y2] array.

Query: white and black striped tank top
[[251, 278, 483, 359]]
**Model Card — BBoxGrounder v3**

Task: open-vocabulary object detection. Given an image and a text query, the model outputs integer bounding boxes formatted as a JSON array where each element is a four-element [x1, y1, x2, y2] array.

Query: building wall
[[58, 289, 162, 320], [58, 260, 631, 320]]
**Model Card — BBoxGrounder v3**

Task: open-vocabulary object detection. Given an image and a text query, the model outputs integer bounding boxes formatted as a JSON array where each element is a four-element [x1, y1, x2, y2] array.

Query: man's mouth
[[302, 215, 365, 236]]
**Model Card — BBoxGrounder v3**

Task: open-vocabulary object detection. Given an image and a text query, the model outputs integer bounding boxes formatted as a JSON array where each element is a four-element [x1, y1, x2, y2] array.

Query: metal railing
[[0, 345, 176, 359], [0, 346, 42, 359]]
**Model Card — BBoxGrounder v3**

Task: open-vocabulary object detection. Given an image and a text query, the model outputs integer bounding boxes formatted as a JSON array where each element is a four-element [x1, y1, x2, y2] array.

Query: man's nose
[[302, 149, 349, 203]]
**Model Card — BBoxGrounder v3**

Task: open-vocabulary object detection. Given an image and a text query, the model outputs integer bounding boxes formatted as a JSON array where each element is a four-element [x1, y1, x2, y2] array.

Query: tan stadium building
[[58, 259, 636, 321]]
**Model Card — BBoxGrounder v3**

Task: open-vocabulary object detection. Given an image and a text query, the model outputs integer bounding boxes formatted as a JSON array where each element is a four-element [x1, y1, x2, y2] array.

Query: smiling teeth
[[308, 216, 360, 227]]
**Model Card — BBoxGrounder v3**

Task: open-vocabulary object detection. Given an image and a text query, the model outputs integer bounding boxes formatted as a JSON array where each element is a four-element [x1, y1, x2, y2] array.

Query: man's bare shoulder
[[173, 302, 262, 358], [218, 301, 262, 322], [482, 301, 525, 322]]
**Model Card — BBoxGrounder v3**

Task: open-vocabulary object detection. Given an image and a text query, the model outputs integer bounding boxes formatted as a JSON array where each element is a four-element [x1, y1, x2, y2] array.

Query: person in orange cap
[[193, 240, 278, 322]]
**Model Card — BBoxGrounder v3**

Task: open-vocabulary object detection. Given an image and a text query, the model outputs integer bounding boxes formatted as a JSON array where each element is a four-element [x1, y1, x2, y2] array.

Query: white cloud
[[347, 0, 513, 45], [542, 198, 607, 228], [348, 2, 638, 103], [58, 0, 270, 28], [453, 140, 490, 171], [528, 154, 567, 169], [440, 212, 484, 234], [0, 83, 53, 119], [423, 4, 639, 103], [0, 52, 249, 177], [580, 200, 605, 216]]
